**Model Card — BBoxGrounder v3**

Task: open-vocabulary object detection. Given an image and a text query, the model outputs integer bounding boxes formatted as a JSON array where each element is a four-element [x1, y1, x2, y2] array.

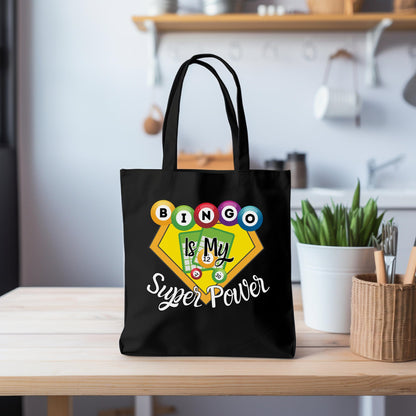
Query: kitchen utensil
[[143, 104, 164, 135], [403, 238, 416, 285], [382, 222, 398, 284], [403, 46, 416, 107], [372, 236, 387, 284], [314, 49, 361, 126]]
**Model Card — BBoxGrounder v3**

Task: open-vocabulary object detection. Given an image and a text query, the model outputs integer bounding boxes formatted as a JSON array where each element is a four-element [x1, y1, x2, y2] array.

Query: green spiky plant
[[291, 181, 385, 247]]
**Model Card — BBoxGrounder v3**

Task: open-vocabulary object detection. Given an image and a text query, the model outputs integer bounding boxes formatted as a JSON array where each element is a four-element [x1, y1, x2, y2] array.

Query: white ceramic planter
[[297, 243, 375, 334]]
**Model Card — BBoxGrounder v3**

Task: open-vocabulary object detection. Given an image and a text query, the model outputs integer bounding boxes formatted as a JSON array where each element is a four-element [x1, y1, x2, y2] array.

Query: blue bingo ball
[[172, 205, 195, 230], [238, 206, 263, 231]]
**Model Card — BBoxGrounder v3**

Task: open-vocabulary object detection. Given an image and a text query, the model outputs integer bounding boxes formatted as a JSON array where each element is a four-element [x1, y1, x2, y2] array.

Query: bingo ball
[[197, 249, 217, 269], [211, 269, 227, 284], [194, 203, 219, 228], [172, 205, 195, 230], [150, 200, 175, 225], [218, 200, 241, 226], [238, 206, 263, 231], [191, 268, 202, 280]]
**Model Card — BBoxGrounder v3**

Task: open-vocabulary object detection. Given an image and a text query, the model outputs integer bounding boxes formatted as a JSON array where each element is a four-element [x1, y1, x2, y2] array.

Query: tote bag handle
[[162, 54, 250, 172], [174, 59, 240, 154], [162, 55, 246, 170], [162, 59, 238, 169]]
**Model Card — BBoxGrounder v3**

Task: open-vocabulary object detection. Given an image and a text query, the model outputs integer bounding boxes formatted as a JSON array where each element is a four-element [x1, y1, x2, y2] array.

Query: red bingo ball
[[191, 268, 202, 280], [194, 203, 219, 228]]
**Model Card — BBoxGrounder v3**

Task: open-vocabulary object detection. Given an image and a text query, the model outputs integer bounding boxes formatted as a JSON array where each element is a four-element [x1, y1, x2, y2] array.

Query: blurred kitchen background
[[3, 0, 416, 414]]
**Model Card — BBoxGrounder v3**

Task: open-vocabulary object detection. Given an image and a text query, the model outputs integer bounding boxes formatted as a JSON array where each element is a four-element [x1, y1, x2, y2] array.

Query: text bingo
[[151, 200, 263, 232]]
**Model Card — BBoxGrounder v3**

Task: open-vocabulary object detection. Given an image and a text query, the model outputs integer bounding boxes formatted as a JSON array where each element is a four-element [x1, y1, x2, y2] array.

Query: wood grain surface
[[0, 286, 415, 396], [132, 13, 416, 33]]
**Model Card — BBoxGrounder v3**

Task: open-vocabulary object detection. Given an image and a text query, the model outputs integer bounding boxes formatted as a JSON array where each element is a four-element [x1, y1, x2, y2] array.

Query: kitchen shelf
[[132, 13, 416, 33]]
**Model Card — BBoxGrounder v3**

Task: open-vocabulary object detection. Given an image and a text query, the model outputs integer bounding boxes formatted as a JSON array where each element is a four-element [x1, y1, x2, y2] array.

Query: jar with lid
[[284, 152, 307, 189], [264, 159, 284, 171]]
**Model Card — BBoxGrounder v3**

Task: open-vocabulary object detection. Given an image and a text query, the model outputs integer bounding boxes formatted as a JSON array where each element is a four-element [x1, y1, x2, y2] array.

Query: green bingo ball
[[211, 269, 227, 284], [172, 205, 195, 230]]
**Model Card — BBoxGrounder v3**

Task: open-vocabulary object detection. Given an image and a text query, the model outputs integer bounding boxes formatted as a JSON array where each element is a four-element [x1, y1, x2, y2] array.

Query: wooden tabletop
[[0, 286, 415, 396]]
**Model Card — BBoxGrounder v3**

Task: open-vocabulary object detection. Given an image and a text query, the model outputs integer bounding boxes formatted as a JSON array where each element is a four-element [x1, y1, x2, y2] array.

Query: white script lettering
[[147, 273, 270, 311]]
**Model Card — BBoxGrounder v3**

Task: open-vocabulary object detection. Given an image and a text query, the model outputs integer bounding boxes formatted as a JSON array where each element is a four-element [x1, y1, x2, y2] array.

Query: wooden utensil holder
[[350, 274, 416, 362]]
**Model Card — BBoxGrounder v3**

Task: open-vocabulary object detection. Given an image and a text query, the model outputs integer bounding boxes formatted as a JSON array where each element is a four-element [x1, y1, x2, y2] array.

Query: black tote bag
[[120, 54, 296, 358]]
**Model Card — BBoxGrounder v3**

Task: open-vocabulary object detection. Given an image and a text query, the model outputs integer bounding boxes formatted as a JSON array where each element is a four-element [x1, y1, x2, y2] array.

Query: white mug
[[314, 85, 362, 120]]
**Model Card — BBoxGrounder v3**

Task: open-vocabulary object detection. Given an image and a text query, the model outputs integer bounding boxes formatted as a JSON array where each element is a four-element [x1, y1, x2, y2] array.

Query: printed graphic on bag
[[150, 200, 264, 305]]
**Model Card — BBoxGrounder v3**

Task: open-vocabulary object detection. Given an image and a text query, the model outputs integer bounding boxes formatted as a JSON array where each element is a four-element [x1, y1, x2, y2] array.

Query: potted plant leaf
[[292, 181, 384, 333]]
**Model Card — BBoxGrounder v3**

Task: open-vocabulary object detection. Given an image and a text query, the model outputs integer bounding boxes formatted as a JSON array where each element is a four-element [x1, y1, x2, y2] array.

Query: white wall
[[19, 0, 154, 287], [19, 0, 416, 288], [18, 1, 416, 415]]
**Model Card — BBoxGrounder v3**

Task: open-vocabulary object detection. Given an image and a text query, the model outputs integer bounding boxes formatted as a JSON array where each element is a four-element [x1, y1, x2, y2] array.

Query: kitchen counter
[[2, 286, 416, 416], [292, 188, 416, 209]]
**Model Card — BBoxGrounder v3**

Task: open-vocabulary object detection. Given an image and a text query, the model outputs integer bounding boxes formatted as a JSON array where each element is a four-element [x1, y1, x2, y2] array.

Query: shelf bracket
[[144, 20, 161, 87], [365, 18, 393, 87]]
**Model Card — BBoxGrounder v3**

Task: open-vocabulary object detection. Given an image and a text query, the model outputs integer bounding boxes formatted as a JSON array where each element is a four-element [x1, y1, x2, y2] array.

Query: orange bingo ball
[[150, 200, 175, 225]]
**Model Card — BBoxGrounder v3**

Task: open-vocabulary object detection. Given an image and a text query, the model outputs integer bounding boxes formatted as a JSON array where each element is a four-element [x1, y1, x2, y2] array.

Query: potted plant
[[291, 181, 384, 333]]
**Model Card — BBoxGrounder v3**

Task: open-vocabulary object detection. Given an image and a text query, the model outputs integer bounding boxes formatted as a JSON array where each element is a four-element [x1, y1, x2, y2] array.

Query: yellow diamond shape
[[150, 222, 263, 305]]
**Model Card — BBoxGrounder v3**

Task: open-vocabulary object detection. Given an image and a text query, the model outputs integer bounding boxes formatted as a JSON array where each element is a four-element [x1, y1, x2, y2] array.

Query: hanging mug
[[314, 86, 362, 119], [314, 49, 361, 123]]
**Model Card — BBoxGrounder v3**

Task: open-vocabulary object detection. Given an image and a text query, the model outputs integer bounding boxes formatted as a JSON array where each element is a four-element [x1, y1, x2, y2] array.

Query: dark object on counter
[[285, 152, 307, 189], [265, 159, 284, 170]]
